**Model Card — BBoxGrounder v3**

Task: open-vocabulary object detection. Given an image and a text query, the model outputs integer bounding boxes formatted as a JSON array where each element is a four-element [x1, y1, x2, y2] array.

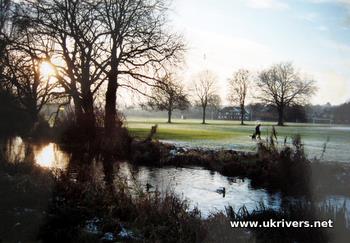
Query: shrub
[[254, 133, 311, 195], [0, 159, 54, 242], [39, 164, 205, 242]]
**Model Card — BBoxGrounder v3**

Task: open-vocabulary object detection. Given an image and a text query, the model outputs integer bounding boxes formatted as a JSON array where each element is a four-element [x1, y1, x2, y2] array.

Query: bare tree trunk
[[27, 105, 39, 128], [80, 91, 96, 139], [202, 105, 206, 124], [105, 79, 118, 134], [240, 104, 245, 125], [277, 106, 284, 126], [105, 42, 119, 136], [167, 109, 172, 123], [73, 95, 83, 123], [102, 153, 114, 186]]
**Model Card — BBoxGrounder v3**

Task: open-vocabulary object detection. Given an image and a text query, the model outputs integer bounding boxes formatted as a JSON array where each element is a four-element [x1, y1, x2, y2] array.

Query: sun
[[39, 61, 55, 78]]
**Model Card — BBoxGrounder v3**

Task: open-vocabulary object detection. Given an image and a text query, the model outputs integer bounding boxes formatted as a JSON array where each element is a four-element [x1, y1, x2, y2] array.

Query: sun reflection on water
[[34, 143, 68, 169], [35, 143, 55, 168]]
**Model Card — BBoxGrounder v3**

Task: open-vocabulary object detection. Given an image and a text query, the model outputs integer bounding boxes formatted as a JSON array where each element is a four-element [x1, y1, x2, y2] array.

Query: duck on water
[[216, 187, 226, 197]]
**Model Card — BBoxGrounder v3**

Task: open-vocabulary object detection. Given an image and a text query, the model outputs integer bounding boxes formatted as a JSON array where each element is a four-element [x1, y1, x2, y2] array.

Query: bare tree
[[19, 0, 108, 137], [228, 69, 250, 125], [0, 0, 10, 29], [97, 0, 185, 134], [15, 0, 184, 139], [1, 45, 59, 125], [257, 62, 317, 126], [147, 73, 189, 123], [193, 70, 218, 124], [0, 0, 10, 45], [0, 1, 58, 126], [0, 0, 11, 79]]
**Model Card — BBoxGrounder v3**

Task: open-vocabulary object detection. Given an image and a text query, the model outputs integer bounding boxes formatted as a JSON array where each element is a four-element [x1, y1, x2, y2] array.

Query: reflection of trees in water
[[24, 141, 35, 163], [128, 163, 140, 176], [115, 162, 144, 193], [102, 154, 114, 186], [101, 154, 143, 189], [65, 151, 99, 183], [64, 150, 121, 187], [0, 137, 34, 163]]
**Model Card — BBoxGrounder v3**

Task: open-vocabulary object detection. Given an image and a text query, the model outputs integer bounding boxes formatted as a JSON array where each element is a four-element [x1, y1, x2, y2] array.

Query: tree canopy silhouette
[[257, 62, 316, 126], [228, 69, 251, 125], [146, 73, 189, 123], [12, 0, 184, 139], [193, 70, 218, 124]]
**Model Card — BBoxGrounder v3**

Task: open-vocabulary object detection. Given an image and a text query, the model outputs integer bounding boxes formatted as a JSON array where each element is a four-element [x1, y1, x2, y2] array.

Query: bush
[[39, 164, 205, 243], [0, 159, 54, 242], [253, 133, 311, 195]]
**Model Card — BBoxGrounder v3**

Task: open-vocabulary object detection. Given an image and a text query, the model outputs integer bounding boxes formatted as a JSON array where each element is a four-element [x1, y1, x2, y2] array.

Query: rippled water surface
[[118, 163, 282, 216]]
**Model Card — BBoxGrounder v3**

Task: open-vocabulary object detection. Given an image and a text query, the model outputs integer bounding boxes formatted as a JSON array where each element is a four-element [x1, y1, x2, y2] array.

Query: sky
[[168, 0, 350, 105]]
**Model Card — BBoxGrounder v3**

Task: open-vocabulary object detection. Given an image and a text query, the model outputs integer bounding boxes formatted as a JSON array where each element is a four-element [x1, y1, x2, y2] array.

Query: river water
[[3, 137, 350, 217]]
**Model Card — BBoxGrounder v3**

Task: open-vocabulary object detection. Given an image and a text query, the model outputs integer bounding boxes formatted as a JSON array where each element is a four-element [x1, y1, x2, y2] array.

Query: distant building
[[216, 106, 250, 120]]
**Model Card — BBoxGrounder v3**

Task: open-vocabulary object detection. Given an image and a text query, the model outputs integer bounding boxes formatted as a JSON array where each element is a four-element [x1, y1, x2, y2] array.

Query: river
[[3, 137, 350, 217]]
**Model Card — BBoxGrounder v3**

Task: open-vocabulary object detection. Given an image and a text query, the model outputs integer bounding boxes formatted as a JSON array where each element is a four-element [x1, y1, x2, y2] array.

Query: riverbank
[[2, 128, 350, 242], [131, 136, 350, 197], [4, 131, 350, 197]]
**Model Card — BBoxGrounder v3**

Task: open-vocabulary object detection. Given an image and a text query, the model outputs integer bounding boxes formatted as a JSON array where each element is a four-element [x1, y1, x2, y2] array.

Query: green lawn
[[126, 117, 347, 141], [126, 117, 350, 163]]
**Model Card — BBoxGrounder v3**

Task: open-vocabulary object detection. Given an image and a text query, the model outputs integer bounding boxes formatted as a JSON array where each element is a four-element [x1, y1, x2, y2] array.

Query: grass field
[[126, 117, 350, 163]]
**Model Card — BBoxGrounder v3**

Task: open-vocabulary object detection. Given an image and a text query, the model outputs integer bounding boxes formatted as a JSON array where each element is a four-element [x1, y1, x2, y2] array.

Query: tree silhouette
[[1, 0, 58, 127], [193, 70, 218, 124], [16, 0, 184, 139], [257, 62, 316, 126], [147, 73, 189, 123], [0, 0, 11, 83], [19, 0, 108, 137], [97, 0, 185, 134], [228, 69, 250, 125]]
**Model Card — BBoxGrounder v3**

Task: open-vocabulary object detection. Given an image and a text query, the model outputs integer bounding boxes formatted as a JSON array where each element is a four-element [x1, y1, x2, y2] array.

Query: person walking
[[255, 124, 261, 139], [252, 124, 261, 140]]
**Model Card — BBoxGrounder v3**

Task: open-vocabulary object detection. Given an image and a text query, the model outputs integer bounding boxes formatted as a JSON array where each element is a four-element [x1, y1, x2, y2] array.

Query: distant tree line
[[140, 100, 350, 125], [247, 103, 308, 123], [333, 102, 350, 124], [146, 62, 317, 126], [306, 102, 350, 124]]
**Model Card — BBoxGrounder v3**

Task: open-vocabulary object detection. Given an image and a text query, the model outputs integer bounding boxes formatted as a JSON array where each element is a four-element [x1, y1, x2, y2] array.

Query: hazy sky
[[169, 0, 350, 105]]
